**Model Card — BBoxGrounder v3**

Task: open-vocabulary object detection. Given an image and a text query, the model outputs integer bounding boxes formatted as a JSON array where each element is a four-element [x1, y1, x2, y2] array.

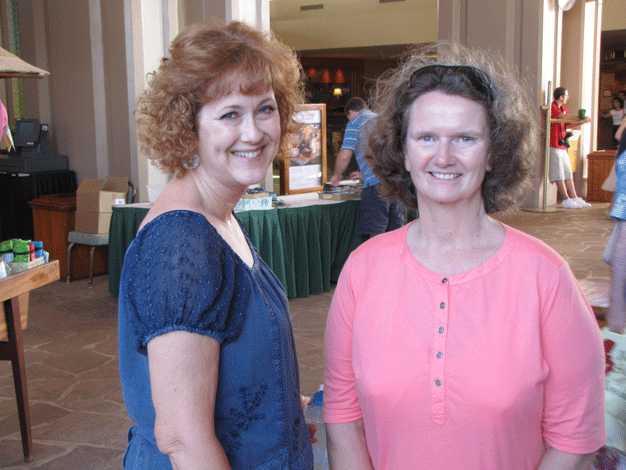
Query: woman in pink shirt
[[323, 42, 606, 470]]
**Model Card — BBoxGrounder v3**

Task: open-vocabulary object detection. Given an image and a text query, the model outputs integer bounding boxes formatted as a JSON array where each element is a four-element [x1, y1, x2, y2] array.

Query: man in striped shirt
[[330, 97, 405, 240]]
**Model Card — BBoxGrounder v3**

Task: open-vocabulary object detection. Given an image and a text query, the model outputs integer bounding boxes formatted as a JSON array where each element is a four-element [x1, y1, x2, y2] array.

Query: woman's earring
[[182, 154, 200, 170]]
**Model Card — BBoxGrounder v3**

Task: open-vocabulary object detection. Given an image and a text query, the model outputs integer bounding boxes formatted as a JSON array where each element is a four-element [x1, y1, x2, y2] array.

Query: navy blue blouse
[[118, 211, 313, 469]]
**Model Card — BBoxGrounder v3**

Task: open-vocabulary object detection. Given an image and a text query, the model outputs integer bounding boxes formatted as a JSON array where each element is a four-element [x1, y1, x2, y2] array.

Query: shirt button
[[442, 277, 448, 284], [438, 327, 444, 334], [435, 379, 442, 386], [439, 302, 446, 309], [436, 351, 443, 358]]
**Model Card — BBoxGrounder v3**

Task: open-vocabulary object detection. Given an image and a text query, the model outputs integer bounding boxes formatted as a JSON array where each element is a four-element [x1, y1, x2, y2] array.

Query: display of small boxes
[[318, 186, 362, 201], [234, 192, 273, 212], [8, 256, 45, 275]]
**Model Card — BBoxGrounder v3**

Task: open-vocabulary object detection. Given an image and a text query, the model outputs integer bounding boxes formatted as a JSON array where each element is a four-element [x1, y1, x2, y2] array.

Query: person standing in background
[[330, 97, 405, 241], [600, 96, 624, 148], [609, 118, 626, 334], [549, 87, 592, 209]]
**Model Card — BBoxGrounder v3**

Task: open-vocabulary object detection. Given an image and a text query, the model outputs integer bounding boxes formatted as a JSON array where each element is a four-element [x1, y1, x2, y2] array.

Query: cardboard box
[[74, 211, 112, 234], [76, 177, 128, 214], [75, 177, 128, 233]]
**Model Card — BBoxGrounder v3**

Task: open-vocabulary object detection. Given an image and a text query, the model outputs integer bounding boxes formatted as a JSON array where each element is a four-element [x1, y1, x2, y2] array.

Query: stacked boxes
[[75, 177, 128, 233]]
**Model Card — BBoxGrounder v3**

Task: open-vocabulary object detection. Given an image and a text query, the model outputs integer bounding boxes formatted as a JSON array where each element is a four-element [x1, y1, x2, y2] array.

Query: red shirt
[[550, 101, 569, 149]]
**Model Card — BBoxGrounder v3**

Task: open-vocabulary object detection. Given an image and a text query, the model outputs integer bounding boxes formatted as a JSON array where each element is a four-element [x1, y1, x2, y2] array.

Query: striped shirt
[[340, 109, 379, 188]]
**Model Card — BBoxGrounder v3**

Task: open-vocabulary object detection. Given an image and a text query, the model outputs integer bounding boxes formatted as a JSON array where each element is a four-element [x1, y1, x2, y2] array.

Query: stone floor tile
[[33, 411, 128, 450], [0, 403, 71, 439], [0, 438, 67, 470], [42, 350, 110, 376], [30, 445, 124, 470]]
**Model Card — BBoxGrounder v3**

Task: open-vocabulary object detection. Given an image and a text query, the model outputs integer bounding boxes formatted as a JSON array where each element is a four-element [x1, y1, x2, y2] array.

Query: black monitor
[[14, 119, 41, 148]]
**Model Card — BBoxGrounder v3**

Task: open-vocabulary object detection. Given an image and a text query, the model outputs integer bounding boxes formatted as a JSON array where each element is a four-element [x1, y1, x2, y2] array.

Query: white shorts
[[549, 147, 573, 183]]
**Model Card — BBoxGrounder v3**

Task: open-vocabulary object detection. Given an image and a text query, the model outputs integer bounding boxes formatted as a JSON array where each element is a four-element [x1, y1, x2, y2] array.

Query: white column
[[89, 0, 109, 178], [560, 0, 603, 198], [128, 0, 180, 201], [229, 0, 273, 190]]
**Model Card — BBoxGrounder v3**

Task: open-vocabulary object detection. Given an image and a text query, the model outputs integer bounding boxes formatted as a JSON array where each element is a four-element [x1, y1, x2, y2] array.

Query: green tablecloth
[[108, 199, 362, 298]]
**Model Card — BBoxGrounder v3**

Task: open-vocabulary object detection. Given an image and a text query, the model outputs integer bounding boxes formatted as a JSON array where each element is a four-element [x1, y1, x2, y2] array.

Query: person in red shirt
[[549, 87, 592, 209]]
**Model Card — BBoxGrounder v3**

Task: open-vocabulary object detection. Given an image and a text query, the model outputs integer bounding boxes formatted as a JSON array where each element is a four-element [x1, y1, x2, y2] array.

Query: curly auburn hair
[[135, 19, 305, 176], [368, 42, 538, 213]]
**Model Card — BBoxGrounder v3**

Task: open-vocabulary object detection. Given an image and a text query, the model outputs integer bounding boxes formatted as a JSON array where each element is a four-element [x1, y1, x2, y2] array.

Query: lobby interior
[[0, 0, 625, 468]]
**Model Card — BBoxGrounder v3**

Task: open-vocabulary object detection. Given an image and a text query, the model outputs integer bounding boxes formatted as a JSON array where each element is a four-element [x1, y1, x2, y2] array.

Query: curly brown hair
[[135, 19, 305, 176], [368, 42, 538, 213]]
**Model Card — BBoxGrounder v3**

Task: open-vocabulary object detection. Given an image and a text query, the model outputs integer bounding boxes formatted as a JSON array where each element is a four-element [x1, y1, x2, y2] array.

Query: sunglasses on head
[[409, 64, 495, 102]]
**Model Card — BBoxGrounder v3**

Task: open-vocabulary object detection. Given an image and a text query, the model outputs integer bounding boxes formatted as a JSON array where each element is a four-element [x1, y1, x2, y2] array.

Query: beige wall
[[270, 0, 438, 50], [46, 0, 99, 179], [14, 0, 137, 186], [602, 0, 626, 31], [101, 0, 134, 181]]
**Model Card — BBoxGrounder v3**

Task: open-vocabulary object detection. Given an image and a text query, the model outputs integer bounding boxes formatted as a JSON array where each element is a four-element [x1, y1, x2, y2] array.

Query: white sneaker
[[561, 198, 582, 209], [574, 197, 591, 208]]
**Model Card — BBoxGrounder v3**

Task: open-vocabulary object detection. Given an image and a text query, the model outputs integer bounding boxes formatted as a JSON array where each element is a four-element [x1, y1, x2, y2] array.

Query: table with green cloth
[[108, 193, 363, 298]]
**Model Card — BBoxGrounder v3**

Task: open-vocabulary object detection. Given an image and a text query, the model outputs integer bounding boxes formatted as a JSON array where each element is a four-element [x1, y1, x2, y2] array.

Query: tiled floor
[[0, 202, 615, 469]]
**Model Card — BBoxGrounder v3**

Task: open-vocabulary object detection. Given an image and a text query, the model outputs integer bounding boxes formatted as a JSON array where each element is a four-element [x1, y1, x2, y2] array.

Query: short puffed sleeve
[[120, 211, 249, 353]]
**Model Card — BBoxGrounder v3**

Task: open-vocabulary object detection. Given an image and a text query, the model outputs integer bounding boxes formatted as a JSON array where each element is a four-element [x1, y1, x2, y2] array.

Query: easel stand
[[523, 81, 564, 213]]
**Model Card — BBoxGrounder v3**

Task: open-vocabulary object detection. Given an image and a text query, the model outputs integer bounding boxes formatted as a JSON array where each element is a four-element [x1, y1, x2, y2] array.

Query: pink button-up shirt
[[324, 222, 605, 469]]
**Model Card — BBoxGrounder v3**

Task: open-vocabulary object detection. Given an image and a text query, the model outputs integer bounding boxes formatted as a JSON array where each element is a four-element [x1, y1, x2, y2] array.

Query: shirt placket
[[431, 276, 449, 426]]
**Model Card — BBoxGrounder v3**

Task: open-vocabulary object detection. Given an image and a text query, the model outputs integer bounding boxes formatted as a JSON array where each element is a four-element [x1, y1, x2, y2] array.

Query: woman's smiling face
[[195, 87, 281, 192], [404, 90, 491, 209]]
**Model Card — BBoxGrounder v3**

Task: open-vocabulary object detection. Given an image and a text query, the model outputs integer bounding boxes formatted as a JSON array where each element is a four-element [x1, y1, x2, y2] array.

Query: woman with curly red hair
[[118, 19, 312, 469]]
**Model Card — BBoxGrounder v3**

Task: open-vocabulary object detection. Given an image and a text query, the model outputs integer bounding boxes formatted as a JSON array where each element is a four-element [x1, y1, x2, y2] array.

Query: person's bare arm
[[148, 331, 231, 470], [599, 109, 612, 118], [330, 149, 354, 186], [326, 420, 374, 470], [610, 219, 626, 334], [615, 118, 626, 141], [536, 442, 596, 470]]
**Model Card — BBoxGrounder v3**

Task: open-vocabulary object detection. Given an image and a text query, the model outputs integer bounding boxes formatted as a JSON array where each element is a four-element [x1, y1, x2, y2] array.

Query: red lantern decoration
[[321, 69, 331, 84], [335, 69, 346, 83]]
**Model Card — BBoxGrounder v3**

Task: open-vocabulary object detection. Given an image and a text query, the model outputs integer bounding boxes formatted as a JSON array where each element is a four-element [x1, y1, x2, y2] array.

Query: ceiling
[[297, 43, 418, 61]]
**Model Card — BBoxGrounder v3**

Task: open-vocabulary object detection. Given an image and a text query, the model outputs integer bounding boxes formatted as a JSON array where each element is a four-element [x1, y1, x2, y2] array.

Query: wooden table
[[0, 260, 60, 461], [586, 150, 616, 202]]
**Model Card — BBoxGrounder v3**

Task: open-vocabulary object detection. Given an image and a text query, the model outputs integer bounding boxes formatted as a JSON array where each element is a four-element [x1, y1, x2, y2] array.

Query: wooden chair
[[66, 231, 109, 287]]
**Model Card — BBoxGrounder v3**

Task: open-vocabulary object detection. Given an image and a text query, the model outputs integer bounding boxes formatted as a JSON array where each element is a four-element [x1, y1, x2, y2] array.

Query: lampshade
[[334, 69, 346, 83], [321, 69, 331, 84], [333, 88, 342, 96]]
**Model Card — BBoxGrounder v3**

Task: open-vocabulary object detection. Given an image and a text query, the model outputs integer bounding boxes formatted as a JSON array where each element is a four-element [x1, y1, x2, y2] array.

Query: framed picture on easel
[[279, 103, 327, 194]]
